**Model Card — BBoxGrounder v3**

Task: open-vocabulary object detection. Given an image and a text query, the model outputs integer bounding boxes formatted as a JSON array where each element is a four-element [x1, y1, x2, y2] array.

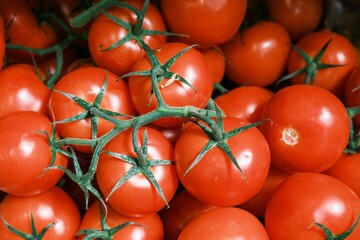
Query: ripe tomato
[[0, 111, 67, 196], [0, 187, 81, 239], [214, 86, 274, 123], [200, 47, 226, 83], [88, 0, 167, 76], [220, 21, 291, 87], [178, 207, 269, 240], [266, 0, 323, 40], [286, 30, 358, 97], [344, 66, 360, 127], [77, 201, 164, 240], [160, 0, 247, 48], [265, 172, 360, 239], [48, 66, 136, 153], [259, 84, 350, 173], [128, 42, 213, 127], [0, 64, 50, 118], [0, 15, 5, 69], [174, 117, 271, 207], [96, 126, 178, 217], [161, 190, 217, 240]]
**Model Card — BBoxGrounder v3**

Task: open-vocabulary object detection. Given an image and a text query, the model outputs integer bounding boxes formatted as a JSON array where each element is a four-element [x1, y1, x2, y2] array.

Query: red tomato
[[178, 207, 269, 240], [325, 153, 360, 198], [0, 64, 50, 118], [266, 0, 323, 40], [174, 117, 271, 207], [161, 190, 217, 240], [286, 30, 358, 97], [77, 201, 164, 240], [220, 21, 291, 87], [200, 47, 226, 83], [259, 84, 350, 173], [88, 0, 167, 76], [48, 66, 136, 153], [0, 187, 81, 239], [214, 86, 274, 123], [128, 42, 213, 127], [0, 15, 5, 69], [160, 0, 247, 48], [96, 126, 178, 217], [0, 111, 67, 196], [265, 172, 360, 239], [344, 66, 360, 127]]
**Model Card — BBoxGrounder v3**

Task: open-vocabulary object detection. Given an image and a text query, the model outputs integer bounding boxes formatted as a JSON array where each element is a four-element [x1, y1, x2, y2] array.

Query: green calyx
[[346, 106, 360, 154], [314, 214, 360, 239]]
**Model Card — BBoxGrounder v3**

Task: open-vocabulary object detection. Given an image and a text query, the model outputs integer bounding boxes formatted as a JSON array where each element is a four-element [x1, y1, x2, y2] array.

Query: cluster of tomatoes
[[0, 0, 359, 239]]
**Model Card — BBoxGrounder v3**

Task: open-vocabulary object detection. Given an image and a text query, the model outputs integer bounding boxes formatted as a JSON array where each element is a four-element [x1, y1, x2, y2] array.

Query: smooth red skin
[[0, 15, 5, 69], [200, 46, 226, 83], [48, 67, 136, 153], [287, 30, 358, 97], [88, 0, 167, 76], [214, 86, 274, 123], [78, 201, 164, 240], [0, 187, 81, 239], [0, 111, 67, 196], [265, 172, 360, 240], [344, 66, 360, 127], [220, 21, 291, 87], [239, 164, 291, 219], [174, 117, 271, 207], [0, 0, 60, 62], [161, 190, 217, 240], [129, 42, 213, 127], [259, 84, 350, 173], [96, 127, 179, 217], [0, 64, 51, 118], [325, 153, 360, 198], [266, 0, 323, 40], [178, 207, 269, 240], [160, 0, 247, 48]]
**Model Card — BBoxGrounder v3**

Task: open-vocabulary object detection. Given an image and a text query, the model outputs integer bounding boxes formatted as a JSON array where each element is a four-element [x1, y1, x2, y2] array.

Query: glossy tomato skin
[[128, 42, 213, 127], [287, 30, 358, 97], [178, 207, 269, 240], [200, 46, 226, 83], [344, 66, 360, 127], [0, 187, 81, 239], [214, 86, 274, 123], [96, 127, 178, 217], [265, 172, 360, 240], [0, 64, 50, 118], [78, 201, 164, 240], [160, 0, 247, 48], [220, 21, 291, 87], [0, 111, 67, 196], [161, 190, 217, 240], [0, 15, 5, 69], [266, 0, 323, 40], [259, 84, 350, 173], [175, 117, 271, 207], [49, 67, 136, 153], [88, 0, 167, 76]]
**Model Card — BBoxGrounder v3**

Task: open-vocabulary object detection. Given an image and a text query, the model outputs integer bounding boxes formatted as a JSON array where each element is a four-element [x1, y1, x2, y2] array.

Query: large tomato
[[174, 117, 271, 207], [0, 187, 81, 239], [96, 126, 178, 217], [265, 172, 360, 239], [220, 21, 291, 87], [48, 66, 136, 153], [178, 207, 269, 240], [88, 0, 167, 76], [160, 0, 247, 48], [0, 64, 50, 118], [0, 111, 67, 196], [128, 42, 213, 127], [259, 84, 350, 173]]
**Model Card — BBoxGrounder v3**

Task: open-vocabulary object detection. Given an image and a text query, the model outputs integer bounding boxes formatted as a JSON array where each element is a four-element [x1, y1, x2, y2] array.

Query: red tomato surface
[[175, 117, 271, 207], [259, 84, 350, 173], [220, 21, 291, 87], [0, 15, 5, 69], [160, 0, 247, 48], [96, 127, 178, 217], [200, 47, 226, 83], [88, 0, 167, 76], [0, 111, 67, 196], [178, 207, 269, 240], [265, 172, 360, 240], [344, 66, 360, 127]]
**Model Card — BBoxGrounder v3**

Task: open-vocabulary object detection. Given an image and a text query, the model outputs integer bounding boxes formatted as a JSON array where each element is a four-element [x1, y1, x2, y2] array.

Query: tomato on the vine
[[344, 66, 360, 127]]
